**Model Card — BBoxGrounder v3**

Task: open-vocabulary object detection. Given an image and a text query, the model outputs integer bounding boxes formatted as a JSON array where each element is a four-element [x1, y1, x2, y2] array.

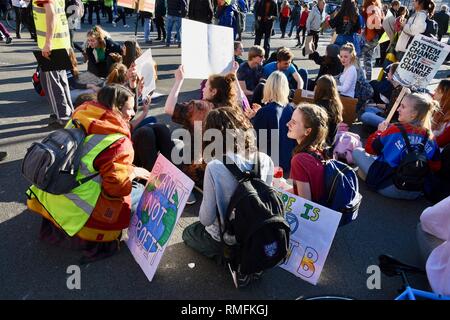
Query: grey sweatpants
[[40, 70, 74, 120]]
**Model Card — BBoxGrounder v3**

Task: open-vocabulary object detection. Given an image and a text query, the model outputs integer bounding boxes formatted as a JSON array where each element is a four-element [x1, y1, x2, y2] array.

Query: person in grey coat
[[433, 5, 449, 41]]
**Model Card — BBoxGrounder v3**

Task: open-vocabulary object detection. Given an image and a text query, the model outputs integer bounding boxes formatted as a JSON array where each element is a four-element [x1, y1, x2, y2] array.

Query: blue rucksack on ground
[[308, 152, 363, 226]]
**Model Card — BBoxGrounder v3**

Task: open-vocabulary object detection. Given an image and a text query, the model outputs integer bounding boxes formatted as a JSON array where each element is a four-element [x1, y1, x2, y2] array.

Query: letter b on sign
[[66, 265, 81, 290]]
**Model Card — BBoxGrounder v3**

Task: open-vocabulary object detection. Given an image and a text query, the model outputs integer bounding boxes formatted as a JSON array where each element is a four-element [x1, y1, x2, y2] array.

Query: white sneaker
[[124, 24, 130, 28], [112, 21, 116, 27]]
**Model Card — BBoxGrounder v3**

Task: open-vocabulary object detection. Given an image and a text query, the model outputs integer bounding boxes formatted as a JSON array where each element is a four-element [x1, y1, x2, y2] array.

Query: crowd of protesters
[[3, 0, 449, 291]]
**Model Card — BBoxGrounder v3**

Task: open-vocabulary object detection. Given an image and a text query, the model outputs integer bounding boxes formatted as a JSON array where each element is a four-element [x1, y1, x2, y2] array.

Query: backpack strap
[[221, 154, 259, 182]]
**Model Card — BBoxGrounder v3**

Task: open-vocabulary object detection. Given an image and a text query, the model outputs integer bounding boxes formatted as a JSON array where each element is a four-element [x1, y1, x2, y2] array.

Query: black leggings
[[132, 123, 174, 171]]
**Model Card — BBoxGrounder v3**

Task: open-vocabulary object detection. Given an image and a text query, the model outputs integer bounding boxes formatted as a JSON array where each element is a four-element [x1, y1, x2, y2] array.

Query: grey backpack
[[22, 121, 96, 195]]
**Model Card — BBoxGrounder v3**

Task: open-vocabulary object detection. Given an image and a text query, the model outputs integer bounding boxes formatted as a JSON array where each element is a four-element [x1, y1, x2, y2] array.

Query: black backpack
[[393, 124, 430, 191], [21, 120, 97, 195], [217, 155, 290, 277]]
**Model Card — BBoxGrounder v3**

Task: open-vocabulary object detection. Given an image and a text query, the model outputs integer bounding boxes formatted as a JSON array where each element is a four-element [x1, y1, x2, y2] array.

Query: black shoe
[[6, 37, 12, 44], [156, 37, 161, 40], [16, 34, 21, 39], [0, 151, 7, 162]]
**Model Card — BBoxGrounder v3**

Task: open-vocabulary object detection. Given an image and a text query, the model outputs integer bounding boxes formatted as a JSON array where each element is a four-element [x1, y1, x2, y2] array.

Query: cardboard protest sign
[[276, 189, 342, 285], [117, 0, 136, 10], [394, 35, 450, 88], [138, 0, 155, 13], [126, 154, 194, 282], [135, 48, 156, 99], [181, 19, 234, 79]]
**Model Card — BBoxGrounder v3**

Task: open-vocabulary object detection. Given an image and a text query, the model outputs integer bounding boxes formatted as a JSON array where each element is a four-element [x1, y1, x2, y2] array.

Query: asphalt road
[[1, 14, 449, 300]]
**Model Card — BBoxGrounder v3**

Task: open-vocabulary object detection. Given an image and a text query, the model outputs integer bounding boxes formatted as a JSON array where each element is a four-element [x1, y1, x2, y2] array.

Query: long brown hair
[[203, 106, 256, 159], [68, 48, 79, 78], [207, 73, 238, 109], [86, 25, 107, 49], [122, 40, 143, 68], [292, 104, 329, 155], [432, 79, 450, 131], [336, 0, 359, 23], [314, 75, 344, 125], [106, 63, 128, 85]]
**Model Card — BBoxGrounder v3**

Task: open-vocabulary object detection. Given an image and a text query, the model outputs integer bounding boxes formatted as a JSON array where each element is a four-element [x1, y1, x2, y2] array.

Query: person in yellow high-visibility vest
[[33, 0, 73, 126]]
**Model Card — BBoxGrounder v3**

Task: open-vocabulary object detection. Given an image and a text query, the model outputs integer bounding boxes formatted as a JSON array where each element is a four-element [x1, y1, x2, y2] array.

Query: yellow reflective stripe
[[36, 30, 70, 39], [83, 134, 125, 173]]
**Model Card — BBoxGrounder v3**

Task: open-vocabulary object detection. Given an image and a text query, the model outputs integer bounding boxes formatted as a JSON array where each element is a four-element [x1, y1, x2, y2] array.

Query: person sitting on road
[[182, 106, 274, 267], [249, 71, 296, 174], [360, 62, 403, 129], [336, 42, 358, 98], [287, 103, 329, 202], [67, 49, 99, 102], [237, 45, 265, 100], [26, 84, 151, 264], [164, 64, 242, 189], [353, 92, 441, 200], [313, 75, 344, 145], [432, 79, 450, 149], [262, 47, 304, 90], [84, 25, 122, 78]]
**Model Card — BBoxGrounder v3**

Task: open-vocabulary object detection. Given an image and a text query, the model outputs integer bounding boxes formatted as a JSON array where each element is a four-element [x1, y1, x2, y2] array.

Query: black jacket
[[255, 0, 278, 23], [309, 51, 343, 79], [329, 13, 360, 35], [86, 37, 122, 78], [433, 10, 450, 37], [166, 0, 187, 17], [155, 0, 166, 17], [188, 0, 213, 24]]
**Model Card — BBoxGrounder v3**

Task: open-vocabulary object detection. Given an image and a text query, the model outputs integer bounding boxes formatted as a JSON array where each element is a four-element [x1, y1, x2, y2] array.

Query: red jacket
[[298, 10, 309, 27]]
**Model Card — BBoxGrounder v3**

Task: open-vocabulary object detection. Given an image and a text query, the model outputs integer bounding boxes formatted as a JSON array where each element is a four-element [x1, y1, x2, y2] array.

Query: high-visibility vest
[[27, 133, 125, 237], [32, 0, 71, 50]]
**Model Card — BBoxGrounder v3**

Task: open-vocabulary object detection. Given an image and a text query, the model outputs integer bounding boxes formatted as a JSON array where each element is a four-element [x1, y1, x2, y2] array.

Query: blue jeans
[[360, 106, 385, 128], [166, 15, 181, 45], [131, 181, 145, 215], [144, 18, 152, 41]]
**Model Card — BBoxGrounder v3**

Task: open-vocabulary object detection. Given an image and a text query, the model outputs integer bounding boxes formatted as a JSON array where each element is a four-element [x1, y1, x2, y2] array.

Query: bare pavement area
[[1, 16, 449, 300]]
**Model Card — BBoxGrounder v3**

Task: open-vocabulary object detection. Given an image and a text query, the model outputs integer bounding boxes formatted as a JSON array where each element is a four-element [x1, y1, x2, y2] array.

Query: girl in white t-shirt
[[337, 42, 358, 98]]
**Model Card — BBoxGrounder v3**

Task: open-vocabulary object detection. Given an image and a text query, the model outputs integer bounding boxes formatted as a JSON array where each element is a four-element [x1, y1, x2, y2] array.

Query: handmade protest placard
[[135, 48, 156, 99], [394, 35, 450, 88], [138, 0, 155, 13], [181, 18, 234, 79], [117, 0, 136, 9], [275, 189, 342, 285], [126, 154, 194, 282]]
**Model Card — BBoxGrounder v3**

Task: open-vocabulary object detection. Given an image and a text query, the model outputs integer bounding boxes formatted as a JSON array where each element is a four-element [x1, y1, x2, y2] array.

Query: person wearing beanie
[[306, 44, 344, 90]]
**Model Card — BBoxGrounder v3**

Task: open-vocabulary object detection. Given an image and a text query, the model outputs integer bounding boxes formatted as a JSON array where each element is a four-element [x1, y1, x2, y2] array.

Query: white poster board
[[126, 154, 194, 282], [394, 35, 450, 88], [181, 18, 234, 79], [276, 189, 342, 285], [135, 48, 156, 99]]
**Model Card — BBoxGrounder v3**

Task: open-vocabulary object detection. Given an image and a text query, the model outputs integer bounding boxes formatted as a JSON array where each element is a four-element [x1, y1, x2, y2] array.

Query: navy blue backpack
[[308, 152, 363, 226]]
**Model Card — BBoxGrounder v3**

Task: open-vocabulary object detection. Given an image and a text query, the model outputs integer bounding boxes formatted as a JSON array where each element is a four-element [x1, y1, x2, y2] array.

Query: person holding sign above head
[[182, 107, 274, 276], [26, 84, 152, 264], [395, 0, 436, 61], [353, 92, 441, 200]]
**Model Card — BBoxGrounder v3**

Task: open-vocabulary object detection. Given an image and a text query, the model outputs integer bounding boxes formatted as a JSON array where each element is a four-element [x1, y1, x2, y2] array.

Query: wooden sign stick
[[385, 86, 408, 124]]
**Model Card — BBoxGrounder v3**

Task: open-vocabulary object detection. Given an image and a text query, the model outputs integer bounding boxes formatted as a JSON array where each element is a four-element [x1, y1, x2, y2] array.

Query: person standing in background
[[288, 0, 301, 38], [166, 0, 187, 47], [154, 0, 167, 41], [88, 0, 101, 25], [433, 4, 449, 42], [188, 0, 213, 24], [306, 0, 326, 51], [12, 0, 36, 39], [254, 0, 277, 60], [32, 0, 73, 126]]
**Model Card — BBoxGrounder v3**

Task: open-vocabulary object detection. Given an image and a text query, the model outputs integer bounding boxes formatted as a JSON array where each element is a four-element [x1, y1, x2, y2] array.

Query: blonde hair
[[340, 42, 358, 66], [106, 63, 128, 85], [404, 93, 440, 131], [262, 71, 290, 106], [86, 25, 108, 49]]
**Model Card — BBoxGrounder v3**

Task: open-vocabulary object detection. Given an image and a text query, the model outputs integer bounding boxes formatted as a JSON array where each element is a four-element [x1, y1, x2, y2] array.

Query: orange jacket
[[72, 101, 135, 231]]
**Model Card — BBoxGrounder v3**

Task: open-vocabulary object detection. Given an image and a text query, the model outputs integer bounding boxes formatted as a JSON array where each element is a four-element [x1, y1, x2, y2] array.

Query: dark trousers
[[88, 1, 101, 25], [310, 30, 319, 50], [14, 6, 34, 37], [114, 7, 126, 25], [280, 17, 289, 37], [154, 16, 166, 39], [254, 21, 274, 59], [297, 25, 306, 44], [105, 6, 113, 23], [131, 123, 174, 172]]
